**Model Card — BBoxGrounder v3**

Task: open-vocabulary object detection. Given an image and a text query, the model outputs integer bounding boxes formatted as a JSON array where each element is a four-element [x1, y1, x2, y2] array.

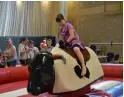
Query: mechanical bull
[[27, 47, 104, 96]]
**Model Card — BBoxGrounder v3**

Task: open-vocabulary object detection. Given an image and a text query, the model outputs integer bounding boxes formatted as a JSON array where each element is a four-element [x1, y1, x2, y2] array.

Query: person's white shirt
[[28, 46, 39, 59], [18, 43, 30, 60]]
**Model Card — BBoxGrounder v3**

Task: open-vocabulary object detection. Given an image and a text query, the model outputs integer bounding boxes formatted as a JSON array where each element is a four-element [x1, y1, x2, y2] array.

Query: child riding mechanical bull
[[27, 14, 111, 97]]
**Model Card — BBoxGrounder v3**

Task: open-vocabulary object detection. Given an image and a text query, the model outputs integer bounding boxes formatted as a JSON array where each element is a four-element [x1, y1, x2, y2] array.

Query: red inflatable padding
[[102, 64, 123, 78], [0, 66, 29, 85], [0, 80, 28, 94], [97, 77, 123, 82]]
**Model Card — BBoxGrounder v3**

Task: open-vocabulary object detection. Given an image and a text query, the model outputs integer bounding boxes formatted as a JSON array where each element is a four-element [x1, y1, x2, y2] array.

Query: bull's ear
[[28, 53, 41, 69]]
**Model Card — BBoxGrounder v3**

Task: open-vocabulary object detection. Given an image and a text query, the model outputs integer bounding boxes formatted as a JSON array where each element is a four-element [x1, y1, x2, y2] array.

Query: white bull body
[[51, 47, 104, 94]]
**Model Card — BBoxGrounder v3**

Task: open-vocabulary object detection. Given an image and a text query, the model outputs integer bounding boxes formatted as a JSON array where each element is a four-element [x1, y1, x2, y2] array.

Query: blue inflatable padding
[[118, 94, 123, 97], [106, 83, 123, 97]]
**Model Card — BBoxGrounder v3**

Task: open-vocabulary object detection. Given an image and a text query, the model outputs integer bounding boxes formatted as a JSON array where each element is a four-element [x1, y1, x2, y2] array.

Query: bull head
[[27, 51, 66, 96]]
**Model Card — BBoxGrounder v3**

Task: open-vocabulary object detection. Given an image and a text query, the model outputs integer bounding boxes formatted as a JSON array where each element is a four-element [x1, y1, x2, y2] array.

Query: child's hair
[[6, 37, 13, 44], [29, 40, 34, 44], [20, 37, 28, 43], [47, 39, 52, 42], [56, 14, 65, 22]]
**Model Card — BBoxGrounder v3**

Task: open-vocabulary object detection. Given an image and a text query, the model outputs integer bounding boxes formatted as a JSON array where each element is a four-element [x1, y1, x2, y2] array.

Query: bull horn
[[52, 54, 66, 64]]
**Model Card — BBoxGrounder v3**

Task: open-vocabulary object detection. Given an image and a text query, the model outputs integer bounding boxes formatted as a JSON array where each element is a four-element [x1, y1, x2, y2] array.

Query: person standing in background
[[3, 38, 17, 67], [28, 40, 39, 59], [55, 34, 64, 47], [40, 39, 47, 51], [18, 38, 31, 66], [46, 39, 53, 52]]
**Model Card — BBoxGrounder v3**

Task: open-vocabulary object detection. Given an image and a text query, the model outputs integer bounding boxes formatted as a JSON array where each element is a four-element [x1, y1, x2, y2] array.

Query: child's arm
[[59, 34, 64, 41], [67, 27, 74, 43]]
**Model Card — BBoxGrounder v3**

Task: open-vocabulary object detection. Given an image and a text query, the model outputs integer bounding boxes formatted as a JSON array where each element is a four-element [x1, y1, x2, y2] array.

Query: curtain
[[0, 1, 68, 37]]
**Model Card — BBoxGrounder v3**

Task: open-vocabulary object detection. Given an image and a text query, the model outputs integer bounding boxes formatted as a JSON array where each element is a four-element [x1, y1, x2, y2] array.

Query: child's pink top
[[60, 22, 85, 49]]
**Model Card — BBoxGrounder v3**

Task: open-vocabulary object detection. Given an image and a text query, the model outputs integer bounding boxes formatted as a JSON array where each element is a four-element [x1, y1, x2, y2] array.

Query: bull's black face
[[27, 51, 55, 96]]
